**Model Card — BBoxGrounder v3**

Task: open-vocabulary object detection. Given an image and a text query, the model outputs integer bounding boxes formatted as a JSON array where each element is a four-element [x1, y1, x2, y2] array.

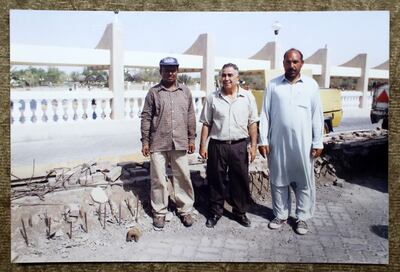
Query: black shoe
[[235, 213, 251, 227], [206, 215, 221, 228]]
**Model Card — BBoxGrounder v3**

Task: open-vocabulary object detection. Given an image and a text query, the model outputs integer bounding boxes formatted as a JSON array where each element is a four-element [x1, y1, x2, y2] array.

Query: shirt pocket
[[151, 103, 161, 132], [296, 99, 310, 110], [212, 104, 226, 121], [233, 110, 248, 128]]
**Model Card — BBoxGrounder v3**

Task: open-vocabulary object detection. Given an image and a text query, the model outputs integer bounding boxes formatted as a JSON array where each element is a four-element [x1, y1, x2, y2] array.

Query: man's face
[[283, 50, 304, 81], [160, 65, 178, 84], [221, 67, 239, 90]]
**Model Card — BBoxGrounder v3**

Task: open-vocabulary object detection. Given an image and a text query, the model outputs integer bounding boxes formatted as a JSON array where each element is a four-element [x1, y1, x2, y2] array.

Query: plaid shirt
[[140, 81, 196, 152]]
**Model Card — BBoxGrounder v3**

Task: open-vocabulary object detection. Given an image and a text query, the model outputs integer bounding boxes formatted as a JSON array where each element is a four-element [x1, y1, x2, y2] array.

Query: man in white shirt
[[258, 48, 324, 235]]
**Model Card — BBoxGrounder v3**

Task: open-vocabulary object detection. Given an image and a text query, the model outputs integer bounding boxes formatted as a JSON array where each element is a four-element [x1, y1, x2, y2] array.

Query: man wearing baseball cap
[[141, 57, 196, 229]]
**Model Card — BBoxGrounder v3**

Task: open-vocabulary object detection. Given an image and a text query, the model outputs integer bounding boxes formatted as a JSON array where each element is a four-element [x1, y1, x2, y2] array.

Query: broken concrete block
[[129, 176, 150, 184], [90, 187, 108, 204], [68, 204, 81, 218], [91, 172, 106, 184], [129, 168, 148, 177], [333, 178, 344, 188], [47, 177, 58, 187], [118, 161, 137, 169], [106, 166, 122, 182], [96, 161, 113, 172], [141, 161, 150, 170], [78, 171, 90, 186], [121, 170, 131, 180], [126, 227, 141, 242]]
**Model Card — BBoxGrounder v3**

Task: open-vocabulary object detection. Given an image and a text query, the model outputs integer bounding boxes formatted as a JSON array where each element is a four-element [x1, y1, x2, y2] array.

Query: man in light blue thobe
[[258, 48, 324, 235]]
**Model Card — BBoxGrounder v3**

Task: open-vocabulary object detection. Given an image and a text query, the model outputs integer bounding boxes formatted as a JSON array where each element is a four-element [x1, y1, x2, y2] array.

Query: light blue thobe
[[259, 74, 324, 220]]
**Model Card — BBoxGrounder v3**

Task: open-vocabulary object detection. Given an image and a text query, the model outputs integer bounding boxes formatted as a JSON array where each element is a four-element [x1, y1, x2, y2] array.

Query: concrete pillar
[[357, 54, 369, 109], [320, 47, 330, 88], [96, 17, 125, 119], [184, 33, 215, 94], [109, 21, 125, 119]]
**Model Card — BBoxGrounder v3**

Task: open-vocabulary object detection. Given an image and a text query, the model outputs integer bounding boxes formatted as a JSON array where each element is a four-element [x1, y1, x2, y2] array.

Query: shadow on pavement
[[248, 200, 274, 221], [370, 224, 388, 239], [338, 170, 388, 193], [122, 179, 153, 218]]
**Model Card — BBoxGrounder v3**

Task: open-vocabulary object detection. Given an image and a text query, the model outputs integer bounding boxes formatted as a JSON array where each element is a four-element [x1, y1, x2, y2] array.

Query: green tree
[[70, 71, 82, 82], [45, 67, 67, 84], [178, 74, 194, 85]]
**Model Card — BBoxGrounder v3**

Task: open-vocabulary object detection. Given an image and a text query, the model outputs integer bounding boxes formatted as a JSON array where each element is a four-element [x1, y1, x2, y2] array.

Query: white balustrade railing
[[341, 91, 361, 109], [340, 91, 372, 109], [10, 90, 113, 125], [124, 90, 147, 119], [11, 89, 207, 125]]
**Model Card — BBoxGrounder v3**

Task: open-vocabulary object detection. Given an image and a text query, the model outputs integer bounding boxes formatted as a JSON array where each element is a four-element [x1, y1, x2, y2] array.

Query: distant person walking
[[258, 48, 324, 235], [199, 63, 258, 228], [141, 57, 196, 229]]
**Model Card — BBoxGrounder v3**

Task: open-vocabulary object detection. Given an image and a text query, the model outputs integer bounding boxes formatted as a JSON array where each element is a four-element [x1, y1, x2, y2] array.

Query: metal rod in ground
[[135, 195, 139, 223], [21, 218, 29, 246], [103, 204, 106, 229], [84, 212, 88, 233], [119, 202, 121, 225], [98, 204, 102, 227], [125, 199, 134, 216], [20, 229, 28, 246], [48, 217, 51, 238], [69, 221, 72, 239]]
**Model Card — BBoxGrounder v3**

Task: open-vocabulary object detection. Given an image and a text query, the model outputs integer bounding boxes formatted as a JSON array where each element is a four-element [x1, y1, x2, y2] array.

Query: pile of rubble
[[322, 128, 388, 175], [11, 161, 151, 200], [11, 161, 153, 255]]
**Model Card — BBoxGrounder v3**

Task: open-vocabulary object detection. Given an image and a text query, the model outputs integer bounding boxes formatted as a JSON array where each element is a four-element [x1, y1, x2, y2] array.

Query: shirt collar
[[281, 74, 304, 84], [156, 81, 184, 92], [218, 86, 246, 98]]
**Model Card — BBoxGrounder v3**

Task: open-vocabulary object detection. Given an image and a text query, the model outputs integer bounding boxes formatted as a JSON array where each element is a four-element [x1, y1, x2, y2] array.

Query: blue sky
[[10, 10, 389, 71]]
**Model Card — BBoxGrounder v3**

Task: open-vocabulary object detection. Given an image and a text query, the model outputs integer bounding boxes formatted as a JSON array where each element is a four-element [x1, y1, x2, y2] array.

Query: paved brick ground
[[15, 171, 388, 264]]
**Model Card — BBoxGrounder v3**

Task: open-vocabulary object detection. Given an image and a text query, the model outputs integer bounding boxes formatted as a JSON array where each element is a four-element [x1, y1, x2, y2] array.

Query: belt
[[210, 138, 247, 145]]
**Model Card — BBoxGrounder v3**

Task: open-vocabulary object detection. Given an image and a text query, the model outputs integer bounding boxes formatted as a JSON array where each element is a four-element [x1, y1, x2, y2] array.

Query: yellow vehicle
[[239, 70, 342, 133], [320, 88, 343, 132]]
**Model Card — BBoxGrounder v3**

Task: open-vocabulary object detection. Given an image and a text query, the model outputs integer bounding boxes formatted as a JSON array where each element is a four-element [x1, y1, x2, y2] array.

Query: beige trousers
[[150, 150, 194, 217]]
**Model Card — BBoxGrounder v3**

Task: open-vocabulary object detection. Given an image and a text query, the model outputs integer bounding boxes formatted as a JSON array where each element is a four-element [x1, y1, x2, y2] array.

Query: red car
[[370, 83, 389, 129]]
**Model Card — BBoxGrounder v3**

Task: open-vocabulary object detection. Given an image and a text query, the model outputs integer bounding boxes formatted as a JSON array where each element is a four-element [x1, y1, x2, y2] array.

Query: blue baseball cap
[[159, 57, 179, 66]]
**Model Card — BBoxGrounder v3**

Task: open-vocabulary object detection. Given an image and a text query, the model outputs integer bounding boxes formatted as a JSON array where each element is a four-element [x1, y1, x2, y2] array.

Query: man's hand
[[188, 143, 195, 154], [199, 144, 208, 159], [311, 148, 323, 158], [142, 144, 150, 157], [249, 145, 257, 162], [258, 145, 270, 158]]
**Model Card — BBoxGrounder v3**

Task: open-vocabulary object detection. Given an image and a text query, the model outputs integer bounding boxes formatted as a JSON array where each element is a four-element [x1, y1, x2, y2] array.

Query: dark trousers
[[206, 139, 251, 217]]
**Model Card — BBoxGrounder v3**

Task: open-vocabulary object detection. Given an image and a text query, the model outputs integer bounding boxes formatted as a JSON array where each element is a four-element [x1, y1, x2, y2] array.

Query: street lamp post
[[271, 21, 282, 69]]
